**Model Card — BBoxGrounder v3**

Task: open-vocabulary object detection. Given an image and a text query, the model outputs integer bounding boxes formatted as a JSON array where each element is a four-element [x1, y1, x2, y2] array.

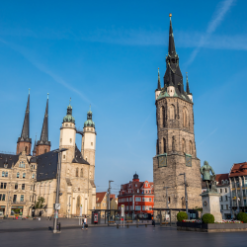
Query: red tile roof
[[96, 192, 107, 203], [229, 162, 247, 177]]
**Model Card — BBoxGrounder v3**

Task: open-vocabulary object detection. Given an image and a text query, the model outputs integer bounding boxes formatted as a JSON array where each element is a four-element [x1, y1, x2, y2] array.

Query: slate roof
[[37, 97, 50, 146], [156, 17, 192, 103], [35, 150, 58, 182], [229, 162, 247, 178], [18, 93, 31, 143], [72, 145, 90, 165], [0, 153, 19, 169]]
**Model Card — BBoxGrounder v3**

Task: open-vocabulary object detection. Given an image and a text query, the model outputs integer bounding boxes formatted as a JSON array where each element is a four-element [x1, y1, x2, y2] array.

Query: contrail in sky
[[186, 0, 237, 67]]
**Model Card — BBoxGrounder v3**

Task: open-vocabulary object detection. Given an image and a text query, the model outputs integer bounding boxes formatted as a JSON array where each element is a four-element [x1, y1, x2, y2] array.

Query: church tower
[[59, 101, 76, 162], [153, 15, 202, 212], [36, 94, 51, 155], [17, 90, 32, 155], [81, 106, 96, 181]]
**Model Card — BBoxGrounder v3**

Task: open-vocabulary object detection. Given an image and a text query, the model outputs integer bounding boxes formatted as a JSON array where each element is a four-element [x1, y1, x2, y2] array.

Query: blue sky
[[0, 0, 246, 194]]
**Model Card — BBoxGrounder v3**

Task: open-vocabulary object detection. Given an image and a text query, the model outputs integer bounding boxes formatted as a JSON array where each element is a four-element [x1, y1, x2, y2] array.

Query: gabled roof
[[96, 192, 107, 203], [0, 153, 19, 169], [229, 162, 247, 177], [72, 145, 90, 165]]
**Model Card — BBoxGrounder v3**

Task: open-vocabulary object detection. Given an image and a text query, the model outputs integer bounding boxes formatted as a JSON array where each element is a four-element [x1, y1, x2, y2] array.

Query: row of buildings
[[0, 93, 97, 217]]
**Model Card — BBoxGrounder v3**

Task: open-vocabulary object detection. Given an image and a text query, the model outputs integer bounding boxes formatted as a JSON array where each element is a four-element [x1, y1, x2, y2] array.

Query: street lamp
[[163, 186, 169, 222], [179, 173, 189, 218], [53, 148, 68, 234], [108, 180, 114, 210]]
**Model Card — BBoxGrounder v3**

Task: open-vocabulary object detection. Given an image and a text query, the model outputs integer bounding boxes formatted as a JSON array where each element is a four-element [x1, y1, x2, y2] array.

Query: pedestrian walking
[[152, 216, 155, 227], [82, 215, 86, 230], [84, 215, 88, 230]]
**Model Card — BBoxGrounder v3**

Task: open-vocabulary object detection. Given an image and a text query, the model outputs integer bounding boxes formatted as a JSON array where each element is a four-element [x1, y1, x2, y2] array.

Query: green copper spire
[[157, 68, 161, 90]]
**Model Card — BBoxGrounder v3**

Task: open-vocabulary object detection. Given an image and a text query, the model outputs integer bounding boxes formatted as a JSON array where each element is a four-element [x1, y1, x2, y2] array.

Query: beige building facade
[[0, 94, 97, 217]]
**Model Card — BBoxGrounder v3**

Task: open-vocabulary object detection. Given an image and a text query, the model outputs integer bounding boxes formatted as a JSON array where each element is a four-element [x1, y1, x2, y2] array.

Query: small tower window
[[17, 172, 19, 178], [44, 149, 47, 153], [70, 138, 72, 143], [76, 168, 79, 177], [25, 146, 28, 153], [23, 173, 26, 179], [91, 142, 93, 146], [80, 168, 83, 178], [63, 155, 66, 159]]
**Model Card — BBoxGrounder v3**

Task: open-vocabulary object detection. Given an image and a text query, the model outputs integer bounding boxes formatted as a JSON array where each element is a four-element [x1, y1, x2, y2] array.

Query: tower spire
[[16, 90, 32, 154], [168, 13, 176, 57], [157, 68, 161, 90], [186, 72, 191, 94], [36, 94, 51, 155], [39, 94, 49, 144], [20, 91, 31, 141]]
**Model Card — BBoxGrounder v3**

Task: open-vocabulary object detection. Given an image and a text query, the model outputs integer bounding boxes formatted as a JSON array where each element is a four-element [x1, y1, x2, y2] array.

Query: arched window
[[169, 105, 175, 120], [2, 171, 5, 177], [160, 106, 164, 127], [44, 149, 47, 153], [182, 139, 186, 153], [80, 168, 83, 177], [17, 172, 19, 178], [5, 172, 8, 177], [189, 141, 193, 155], [183, 107, 188, 127], [23, 173, 26, 178], [25, 146, 28, 153], [163, 138, 166, 153], [76, 168, 79, 177]]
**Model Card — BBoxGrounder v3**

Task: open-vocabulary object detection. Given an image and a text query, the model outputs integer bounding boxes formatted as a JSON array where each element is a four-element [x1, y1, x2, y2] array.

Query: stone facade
[[153, 17, 202, 214]]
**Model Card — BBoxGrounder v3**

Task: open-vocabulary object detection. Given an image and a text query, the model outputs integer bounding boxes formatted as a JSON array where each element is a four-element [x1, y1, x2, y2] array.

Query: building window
[[135, 206, 141, 211], [220, 196, 223, 202], [2, 171, 5, 177], [20, 195, 24, 202], [1, 194, 5, 201], [76, 168, 79, 177], [142, 206, 145, 210], [149, 198, 152, 202], [225, 195, 228, 201], [225, 188, 227, 193], [17, 172, 19, 178], [32, 174, 35, 179], [19, 161, 25, 168], [0, 183, 7, 189], [15, 184, 18, 189], [220, 189, 222, 193], [22, 184, 25, 190], [183, 107, 188, 127], [23, 173, 26, 178], [70, 138, 72, 143], [221, 205, 223, 210], [5, 172, 8, 177], [80, 168, 83, 177], [63, 155, 66, 159], [226, 204, 229, 210], [137, 189, 139, 193], [135, 197, 141, 202], [13, 195, 17, 203], [91, 142, 93, 146]]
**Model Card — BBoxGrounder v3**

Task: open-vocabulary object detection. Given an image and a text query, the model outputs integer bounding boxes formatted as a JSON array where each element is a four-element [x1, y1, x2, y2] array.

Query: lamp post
[[53, 148, 67, 234], [179, 173, 189, 218]]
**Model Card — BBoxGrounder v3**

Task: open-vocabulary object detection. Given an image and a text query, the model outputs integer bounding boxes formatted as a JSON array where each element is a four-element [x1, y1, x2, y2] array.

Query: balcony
[[12, 201, 26, 205]]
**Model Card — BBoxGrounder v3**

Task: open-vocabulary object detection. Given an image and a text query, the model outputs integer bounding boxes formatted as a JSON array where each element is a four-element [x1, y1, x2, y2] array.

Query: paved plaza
[[0, 225, 247, 247]]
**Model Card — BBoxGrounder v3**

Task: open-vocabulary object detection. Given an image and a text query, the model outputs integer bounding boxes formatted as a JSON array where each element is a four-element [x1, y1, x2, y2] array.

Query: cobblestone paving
[[1, 225, 247, 247]]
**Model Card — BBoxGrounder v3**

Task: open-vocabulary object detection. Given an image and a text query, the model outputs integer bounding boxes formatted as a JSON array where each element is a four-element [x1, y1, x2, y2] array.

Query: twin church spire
[[17, 91, 50, 155]]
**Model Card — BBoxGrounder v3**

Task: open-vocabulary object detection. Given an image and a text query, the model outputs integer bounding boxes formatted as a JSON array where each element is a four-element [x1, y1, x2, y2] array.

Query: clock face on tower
[[158, 155, 167, 167]]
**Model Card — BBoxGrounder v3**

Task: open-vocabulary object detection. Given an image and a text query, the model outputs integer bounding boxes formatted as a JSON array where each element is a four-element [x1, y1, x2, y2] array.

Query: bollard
[[117, 224, 119, 229], [145, 224, 147, 227], [127, 224, 129, 228], [136, 224, 138, 228]]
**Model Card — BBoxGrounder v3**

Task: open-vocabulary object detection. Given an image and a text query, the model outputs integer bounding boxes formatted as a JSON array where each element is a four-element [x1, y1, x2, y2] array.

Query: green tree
[[34, 197, 45, 209]]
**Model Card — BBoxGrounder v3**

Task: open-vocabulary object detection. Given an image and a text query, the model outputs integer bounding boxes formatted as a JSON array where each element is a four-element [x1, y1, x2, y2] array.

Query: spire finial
[[28, 88, 30, 95], [169, 13, 172, 21], [47, 93, 49, 99], [69, 97, 71, 105]]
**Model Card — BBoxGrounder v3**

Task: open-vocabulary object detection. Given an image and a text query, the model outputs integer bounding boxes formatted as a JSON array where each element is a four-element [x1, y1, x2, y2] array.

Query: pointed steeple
[[186, 72, 191, 95], [37, 94, 50, 146], [18, 89, 31, 142], [168, 13, 176, 57], [157, 68, 161, 90]]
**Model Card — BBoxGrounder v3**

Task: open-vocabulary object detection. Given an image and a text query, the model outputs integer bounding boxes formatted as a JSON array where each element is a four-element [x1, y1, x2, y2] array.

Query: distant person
[[84, 215, 88, 230], [152, 216, 155, 227]]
